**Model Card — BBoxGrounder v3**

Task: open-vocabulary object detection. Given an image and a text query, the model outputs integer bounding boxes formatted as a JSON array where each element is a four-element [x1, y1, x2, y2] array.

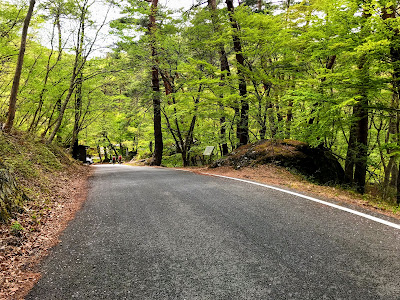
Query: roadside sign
[[203, 146, 214, 156]]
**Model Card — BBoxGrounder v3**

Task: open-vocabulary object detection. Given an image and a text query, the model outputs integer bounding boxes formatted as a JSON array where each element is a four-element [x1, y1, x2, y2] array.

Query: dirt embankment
[[185, 139, 400, 221], [0, 132, 92, 299], [211, 139, 344, 185]]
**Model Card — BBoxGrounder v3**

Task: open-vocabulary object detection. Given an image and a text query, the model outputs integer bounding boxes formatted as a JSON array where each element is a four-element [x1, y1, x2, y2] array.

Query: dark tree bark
[[382, 5, 400, 198], [397, 161, 400, 206], [344, 55, 369, 194], [69, 72, 83, 152], [97, 145, 103, 163], [148, 0, 163, 166], [226, 0, 249, 147], [209, 0, 230, 155], [160, 70, 201, 167], [344, 7, 371, 193], [344, 120, 357, 183], [3, 0, 36, 133], [308, 55, 336, 126], [104, 134, 118, 157]]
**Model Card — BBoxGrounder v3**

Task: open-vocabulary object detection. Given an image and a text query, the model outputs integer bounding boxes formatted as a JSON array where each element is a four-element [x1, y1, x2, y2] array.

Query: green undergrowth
[[0, 131, 79, 222], [162, 154, 183, 168]]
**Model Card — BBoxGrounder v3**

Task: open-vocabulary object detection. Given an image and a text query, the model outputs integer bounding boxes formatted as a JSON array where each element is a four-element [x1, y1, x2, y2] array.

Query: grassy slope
[[0, 132, 77, 221]]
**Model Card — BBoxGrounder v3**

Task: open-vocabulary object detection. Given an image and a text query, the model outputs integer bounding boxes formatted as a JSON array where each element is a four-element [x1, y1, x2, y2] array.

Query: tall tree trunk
[[345, 54, 369, 193], [258, 0, 262, 11], [149, 0, 163, 166], [344, 120, 357, 183], [209, 0, 230, 155], [97, 145, 103, 163], [382, 5, 400, 199], [69, 72, 83, 153], [226, 0, 249, 147], [397, 161, 400, 206], [344, 6, 371, 193], [3, 0, 36, 133], [286, 100, 293, 138]]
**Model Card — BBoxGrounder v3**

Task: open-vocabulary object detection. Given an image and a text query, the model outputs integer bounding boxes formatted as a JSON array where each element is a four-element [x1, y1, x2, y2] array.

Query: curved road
[[27, 165, 400, 299]]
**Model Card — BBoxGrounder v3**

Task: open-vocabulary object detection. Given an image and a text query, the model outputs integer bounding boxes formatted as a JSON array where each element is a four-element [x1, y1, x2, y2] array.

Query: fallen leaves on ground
[[0, 165, 92, 300]]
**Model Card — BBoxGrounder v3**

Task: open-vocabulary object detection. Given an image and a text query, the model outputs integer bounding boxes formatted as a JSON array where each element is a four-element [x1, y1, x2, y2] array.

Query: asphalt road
[[27, 165, 400, 299]]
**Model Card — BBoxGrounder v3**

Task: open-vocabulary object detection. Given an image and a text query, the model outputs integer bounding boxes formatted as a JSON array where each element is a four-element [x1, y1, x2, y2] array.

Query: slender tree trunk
[[149, 0, 163, 166], [47, 65, 79, 144], [3, 0, 36, 133], [104, 134, 118, 157], [47, 1, 89, 144], [218, 44, 230, 155], [69, 72, 83, 153], [104, 147, 109, 162], [160, 71, 202, 167], [353, 93, 368, 193], [382, 94, 398, 195], [397, 162, 400, 206], [344, 116, 357, 183], [226, 0, 249, 147], [286, 100, 293, 138], [97, 145, 103, 163], [29, 12, 63, 133]]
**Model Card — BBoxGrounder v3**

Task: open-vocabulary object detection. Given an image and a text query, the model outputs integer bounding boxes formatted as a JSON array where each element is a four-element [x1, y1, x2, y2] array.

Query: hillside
[[0, 132, 92, 299]]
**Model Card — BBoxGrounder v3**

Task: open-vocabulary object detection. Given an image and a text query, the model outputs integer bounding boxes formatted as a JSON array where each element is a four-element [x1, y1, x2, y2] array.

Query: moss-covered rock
[[211, 139, 345, 185]]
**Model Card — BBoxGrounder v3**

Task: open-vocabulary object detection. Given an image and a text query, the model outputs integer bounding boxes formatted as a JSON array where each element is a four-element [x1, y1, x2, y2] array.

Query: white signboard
[[203, 146, 215, 156]]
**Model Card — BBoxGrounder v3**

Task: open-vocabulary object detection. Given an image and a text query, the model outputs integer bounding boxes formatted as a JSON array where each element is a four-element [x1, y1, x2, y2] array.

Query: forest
[[1, 0, 400, 204]]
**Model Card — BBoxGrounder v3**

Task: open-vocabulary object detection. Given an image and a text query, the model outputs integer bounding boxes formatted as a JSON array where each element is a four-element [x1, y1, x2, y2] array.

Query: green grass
[[162, 154, 183, 168]]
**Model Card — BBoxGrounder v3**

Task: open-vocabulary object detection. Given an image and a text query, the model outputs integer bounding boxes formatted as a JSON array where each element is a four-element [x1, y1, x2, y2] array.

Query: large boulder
[[211, 139, 345, 185]]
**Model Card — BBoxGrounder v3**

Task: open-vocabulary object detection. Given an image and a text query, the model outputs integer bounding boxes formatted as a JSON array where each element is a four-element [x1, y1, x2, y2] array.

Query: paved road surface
[[27, 165, 400, 299]]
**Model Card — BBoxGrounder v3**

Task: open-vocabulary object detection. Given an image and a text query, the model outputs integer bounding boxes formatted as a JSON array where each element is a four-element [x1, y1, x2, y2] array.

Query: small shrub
[[10, 221, 24, 236]]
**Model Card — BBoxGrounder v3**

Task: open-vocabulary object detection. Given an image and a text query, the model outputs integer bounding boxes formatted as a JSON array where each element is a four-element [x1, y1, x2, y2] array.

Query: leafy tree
[[3, 0, 36, 133]]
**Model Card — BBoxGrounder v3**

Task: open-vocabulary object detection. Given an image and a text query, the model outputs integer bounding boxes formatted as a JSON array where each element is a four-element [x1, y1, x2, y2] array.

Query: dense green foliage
[[2, 0, 400, 203]]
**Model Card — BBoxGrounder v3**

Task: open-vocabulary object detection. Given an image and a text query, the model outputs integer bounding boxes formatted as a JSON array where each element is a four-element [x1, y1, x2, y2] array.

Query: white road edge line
[[201, 173, 400, 230]]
